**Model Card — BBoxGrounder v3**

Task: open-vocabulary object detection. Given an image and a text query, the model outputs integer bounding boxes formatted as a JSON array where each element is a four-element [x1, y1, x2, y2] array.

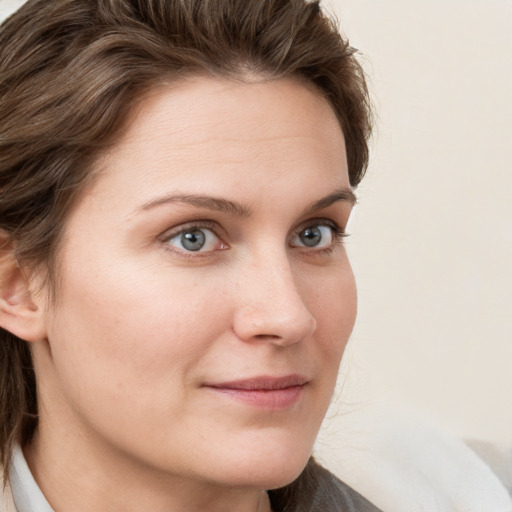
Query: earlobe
[[0, 238, 47, 343]]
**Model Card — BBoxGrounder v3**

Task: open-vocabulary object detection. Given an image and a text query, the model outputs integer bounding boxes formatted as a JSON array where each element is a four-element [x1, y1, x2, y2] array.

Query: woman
[[0, 0, 378, 510]]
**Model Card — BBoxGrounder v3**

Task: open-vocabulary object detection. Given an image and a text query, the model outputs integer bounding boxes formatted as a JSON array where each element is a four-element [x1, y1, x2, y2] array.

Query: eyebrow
[[139, 193, 252, 217], [303, 188, 357, 215], [137, 187, 356, 217]]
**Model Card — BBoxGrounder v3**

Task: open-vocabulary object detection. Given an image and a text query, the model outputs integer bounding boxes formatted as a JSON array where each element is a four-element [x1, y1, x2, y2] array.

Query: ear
[[0, 234, 47, 343]]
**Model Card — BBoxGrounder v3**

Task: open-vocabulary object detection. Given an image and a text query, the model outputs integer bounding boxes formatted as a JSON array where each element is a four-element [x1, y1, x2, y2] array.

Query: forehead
[[86, 76, 348, 209]]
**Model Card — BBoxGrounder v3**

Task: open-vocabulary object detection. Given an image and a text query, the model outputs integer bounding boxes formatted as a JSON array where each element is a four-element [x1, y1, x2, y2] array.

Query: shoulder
[[268, 458, 382, 512], [465, 439, 512, 497], [323, 404, 512, 512], [311, 462, 383, 512]]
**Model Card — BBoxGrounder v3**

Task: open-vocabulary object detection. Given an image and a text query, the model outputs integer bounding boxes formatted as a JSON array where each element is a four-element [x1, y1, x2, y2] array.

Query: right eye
[[164, 226, 227, 253]]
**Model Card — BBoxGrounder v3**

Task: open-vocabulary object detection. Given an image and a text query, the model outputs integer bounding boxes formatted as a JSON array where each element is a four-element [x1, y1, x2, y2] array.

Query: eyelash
[[160, 220, 224, 259], [299, 221, 348, 254], [295, 220, 348, 256], [160, 219, 348, 258]]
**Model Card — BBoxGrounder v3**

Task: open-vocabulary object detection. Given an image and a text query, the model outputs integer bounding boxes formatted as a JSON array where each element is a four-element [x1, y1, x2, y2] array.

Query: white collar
[[10, 445, 54, 512]]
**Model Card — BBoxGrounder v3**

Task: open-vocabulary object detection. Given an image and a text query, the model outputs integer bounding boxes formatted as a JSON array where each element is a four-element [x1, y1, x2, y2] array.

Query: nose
[[232, 253, 317, 347]]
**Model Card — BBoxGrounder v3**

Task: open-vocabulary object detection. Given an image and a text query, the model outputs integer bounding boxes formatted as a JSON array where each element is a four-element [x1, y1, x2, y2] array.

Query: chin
[[218, 461, 308, 491], [257, 462, 309, 491], [207, 438, 313, 490]]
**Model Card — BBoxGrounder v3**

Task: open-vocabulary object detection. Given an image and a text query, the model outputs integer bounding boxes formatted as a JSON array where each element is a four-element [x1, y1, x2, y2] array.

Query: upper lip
[[204, 374, 308, 391]]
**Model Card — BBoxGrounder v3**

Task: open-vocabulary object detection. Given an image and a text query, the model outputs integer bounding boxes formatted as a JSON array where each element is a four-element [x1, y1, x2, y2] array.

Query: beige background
[[322, 0, 512, 449], [1, 0, 511, 449]]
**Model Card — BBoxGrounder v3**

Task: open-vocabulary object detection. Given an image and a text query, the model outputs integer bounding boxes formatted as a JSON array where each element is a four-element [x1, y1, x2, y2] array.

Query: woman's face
[[33, 77, 356, 490]]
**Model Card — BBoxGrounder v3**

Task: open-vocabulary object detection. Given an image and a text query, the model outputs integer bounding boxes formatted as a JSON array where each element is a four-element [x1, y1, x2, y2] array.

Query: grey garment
[[321, 477, 382, 512], [10, 445, 53, 512], [306, 468, 383, 512], [269, 459, 383, 512]]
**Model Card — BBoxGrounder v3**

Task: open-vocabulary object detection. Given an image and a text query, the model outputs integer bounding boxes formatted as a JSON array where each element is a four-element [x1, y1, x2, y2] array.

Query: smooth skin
[[3, 77, 357, 512]]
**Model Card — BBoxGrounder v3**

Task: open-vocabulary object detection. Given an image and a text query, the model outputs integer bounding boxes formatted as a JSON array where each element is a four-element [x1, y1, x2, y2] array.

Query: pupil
[[300, 227, 321, 247], [181, 230, 206, 251]]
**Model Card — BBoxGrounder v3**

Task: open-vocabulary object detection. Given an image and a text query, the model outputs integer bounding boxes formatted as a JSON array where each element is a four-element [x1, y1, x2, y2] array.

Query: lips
[[203, 375, 308, 409]]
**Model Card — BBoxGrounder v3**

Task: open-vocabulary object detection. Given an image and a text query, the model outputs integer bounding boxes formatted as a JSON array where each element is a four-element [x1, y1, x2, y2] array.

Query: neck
[[24, 429, 272, 512]]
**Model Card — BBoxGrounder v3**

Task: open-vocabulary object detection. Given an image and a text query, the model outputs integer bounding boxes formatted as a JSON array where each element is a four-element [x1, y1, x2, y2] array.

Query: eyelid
[[159, 220, 225, 243], [157, 217, 347, 257], [290, 218, 348, 251], [292, 218, 346, 238], [158, 220, 230, 259]]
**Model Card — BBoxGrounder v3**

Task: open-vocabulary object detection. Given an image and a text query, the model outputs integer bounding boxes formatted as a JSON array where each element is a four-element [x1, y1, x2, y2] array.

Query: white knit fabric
[[318, 404, 512, 512]]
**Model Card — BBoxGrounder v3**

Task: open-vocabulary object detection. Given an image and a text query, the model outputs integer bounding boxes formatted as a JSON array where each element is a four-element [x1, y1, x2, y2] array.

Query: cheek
[[46, 258, 230, 401], [302, 259, 357, 359], [42, 263, 235, 459]]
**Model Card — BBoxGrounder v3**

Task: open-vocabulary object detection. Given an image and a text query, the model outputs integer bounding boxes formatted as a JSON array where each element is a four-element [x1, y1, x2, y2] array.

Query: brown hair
[[0, 0, 372, 508]]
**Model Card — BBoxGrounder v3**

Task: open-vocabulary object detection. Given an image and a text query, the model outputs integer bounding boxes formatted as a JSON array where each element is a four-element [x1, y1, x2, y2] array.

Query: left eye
[[166, 228, 223, 252], [291, 224, 335, 249]]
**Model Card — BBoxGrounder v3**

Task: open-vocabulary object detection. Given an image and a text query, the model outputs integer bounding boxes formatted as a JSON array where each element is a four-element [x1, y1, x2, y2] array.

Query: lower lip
[[206, 385, 305, 410]]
